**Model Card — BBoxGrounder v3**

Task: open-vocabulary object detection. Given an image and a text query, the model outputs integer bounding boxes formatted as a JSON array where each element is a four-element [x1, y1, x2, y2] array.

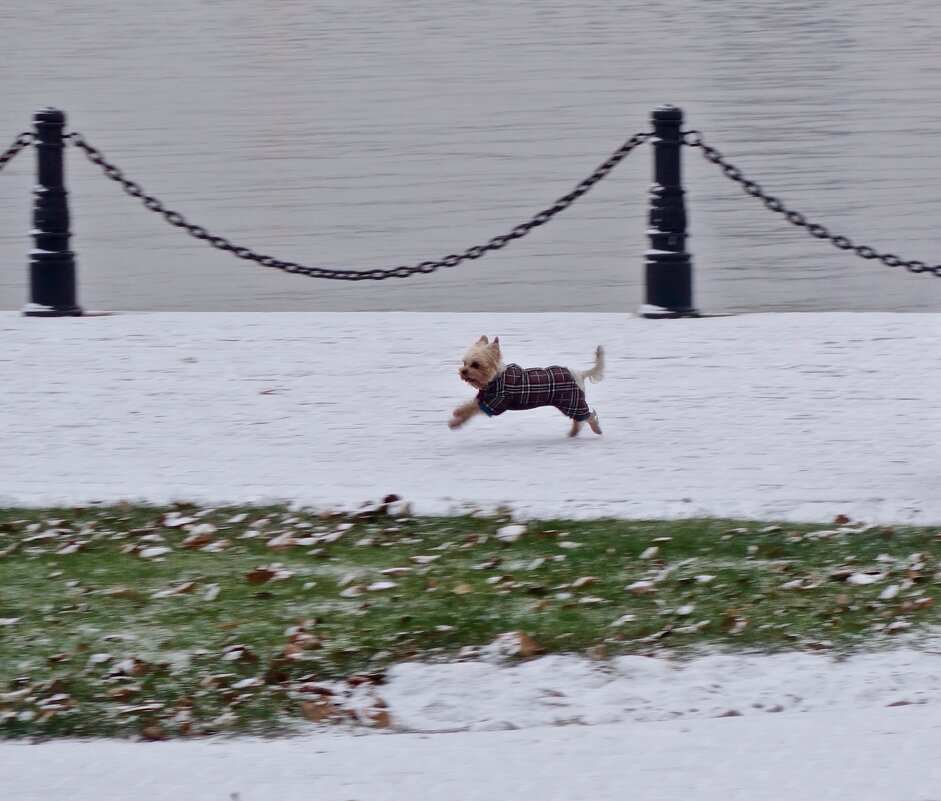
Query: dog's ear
[[491, 336, 500, 349], [477, 335, 489, 345]]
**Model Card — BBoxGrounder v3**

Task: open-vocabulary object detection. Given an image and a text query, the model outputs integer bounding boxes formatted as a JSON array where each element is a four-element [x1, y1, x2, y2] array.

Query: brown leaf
[[265, 533, 297, 551], [246, 567, 276, 584], [345, 674, 378, 687], [721, 611, 749, 634], [220, 644, 257, 663], [106, 686, 140, 700], [571, 576, 597, 588], [900, 597, 934, 613], [140, 725, 166, 741], [300, 698, 342, 722], [46, 652, 71, 664], [294, 683, 335, 696], [369, 709, 393, 728], [181, 533, 214, 549], [491, 630, 543, 658], [288, 633, 323, 650], [109, 657, 152, 678]]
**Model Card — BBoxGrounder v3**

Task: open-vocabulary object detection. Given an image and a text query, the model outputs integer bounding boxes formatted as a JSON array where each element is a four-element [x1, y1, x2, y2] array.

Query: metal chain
[[67, 131, 651, 281], [682, 130, 941, 277], [0, 132, 34, 172]]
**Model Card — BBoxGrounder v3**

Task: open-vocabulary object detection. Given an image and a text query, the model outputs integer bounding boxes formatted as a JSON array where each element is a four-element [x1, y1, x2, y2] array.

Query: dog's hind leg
[[587, 409, 602, 435]]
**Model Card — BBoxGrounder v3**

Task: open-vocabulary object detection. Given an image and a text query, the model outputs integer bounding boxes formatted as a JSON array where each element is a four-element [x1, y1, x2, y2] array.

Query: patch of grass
[[0, 503, 938, 739]]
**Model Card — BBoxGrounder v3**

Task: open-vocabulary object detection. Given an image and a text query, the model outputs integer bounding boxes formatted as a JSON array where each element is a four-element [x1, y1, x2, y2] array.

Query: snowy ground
[[2, 311, 938, 523], [2, 311, 940, 801]]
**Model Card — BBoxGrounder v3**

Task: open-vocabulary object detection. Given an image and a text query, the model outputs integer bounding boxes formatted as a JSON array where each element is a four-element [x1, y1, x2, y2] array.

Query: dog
[[449, 336, 605, 437]]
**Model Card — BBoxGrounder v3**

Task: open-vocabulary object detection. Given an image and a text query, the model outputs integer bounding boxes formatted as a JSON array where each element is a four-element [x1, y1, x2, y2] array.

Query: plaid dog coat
[[476, 364, 591, 421]]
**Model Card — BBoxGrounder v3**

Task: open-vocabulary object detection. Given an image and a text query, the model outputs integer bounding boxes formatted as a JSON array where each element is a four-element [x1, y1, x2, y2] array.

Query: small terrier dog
[[449, 336, 605, 437]]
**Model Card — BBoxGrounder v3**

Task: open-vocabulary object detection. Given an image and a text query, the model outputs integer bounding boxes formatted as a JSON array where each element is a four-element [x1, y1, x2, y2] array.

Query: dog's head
[[459, 335, 504, 389]]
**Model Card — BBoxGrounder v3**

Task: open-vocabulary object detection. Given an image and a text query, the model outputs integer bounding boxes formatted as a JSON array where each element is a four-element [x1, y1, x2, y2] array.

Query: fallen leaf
[[368, 709, 393, 728], [181, 532, 214, 549], [300, 698, 342, 723], [246, 567, 276, 584], [231, 677, 263, 690], [158, 514, 197, 528], [220, 645, 257, 663], [151, 581, 197, 599], [366, 581, 398, 592], [846, 572, 886, 586], [102, 586, 143, 601], [105, 686, 140, 700], [488, 630, 543, 658], [265, 533, 297, 551], [495, 524, 526, 543], [140, 725, 166, 741], [571, 576, 597, 588], [610, 614, 637, 626], [139, 546, 173, 559]]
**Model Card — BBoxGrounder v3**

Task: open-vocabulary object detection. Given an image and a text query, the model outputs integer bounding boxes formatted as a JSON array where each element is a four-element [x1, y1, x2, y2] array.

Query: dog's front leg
[[449, 399, 482, 429]]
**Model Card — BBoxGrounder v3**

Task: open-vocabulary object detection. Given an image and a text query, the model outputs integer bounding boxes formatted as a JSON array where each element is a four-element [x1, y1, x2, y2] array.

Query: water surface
[[1, 0, 939, 313]]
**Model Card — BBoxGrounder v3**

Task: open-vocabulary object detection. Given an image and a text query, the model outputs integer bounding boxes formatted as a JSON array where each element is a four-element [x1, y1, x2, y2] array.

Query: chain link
[[67, 131, 651, 281], [682, 130, 941, 277], [0, 132, 34, 172]]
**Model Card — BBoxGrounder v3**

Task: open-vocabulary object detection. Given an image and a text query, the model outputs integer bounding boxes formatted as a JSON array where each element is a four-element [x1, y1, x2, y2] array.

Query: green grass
[[1, 503, 939, 739]]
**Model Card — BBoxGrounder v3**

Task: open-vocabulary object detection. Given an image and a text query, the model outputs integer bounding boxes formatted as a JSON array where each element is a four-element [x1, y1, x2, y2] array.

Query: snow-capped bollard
[[642, 105, 698, 319], [23, 107, 82, 317]]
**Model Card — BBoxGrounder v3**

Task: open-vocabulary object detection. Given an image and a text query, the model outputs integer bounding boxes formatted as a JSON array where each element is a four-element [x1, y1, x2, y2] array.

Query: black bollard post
[[23, 107, 82, 317], [642, 104, 698, 318]]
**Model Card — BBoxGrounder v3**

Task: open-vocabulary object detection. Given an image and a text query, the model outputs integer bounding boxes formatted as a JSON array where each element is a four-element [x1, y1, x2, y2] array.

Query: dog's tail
[[573, 345, 605, 389]]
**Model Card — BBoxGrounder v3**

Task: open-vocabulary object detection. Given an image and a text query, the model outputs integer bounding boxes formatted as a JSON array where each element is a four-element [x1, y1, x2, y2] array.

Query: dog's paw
[[448, 417, 462, 429], [588, 410, 602, 435]]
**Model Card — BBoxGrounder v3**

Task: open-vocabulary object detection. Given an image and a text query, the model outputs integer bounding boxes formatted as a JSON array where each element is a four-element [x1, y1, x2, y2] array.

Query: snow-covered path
[[5, 702, 940, 801], [2, 311, 938, 523]]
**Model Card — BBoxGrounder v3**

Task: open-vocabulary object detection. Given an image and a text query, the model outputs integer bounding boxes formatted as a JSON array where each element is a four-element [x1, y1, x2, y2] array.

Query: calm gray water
[[1, 0, 940, 313]]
